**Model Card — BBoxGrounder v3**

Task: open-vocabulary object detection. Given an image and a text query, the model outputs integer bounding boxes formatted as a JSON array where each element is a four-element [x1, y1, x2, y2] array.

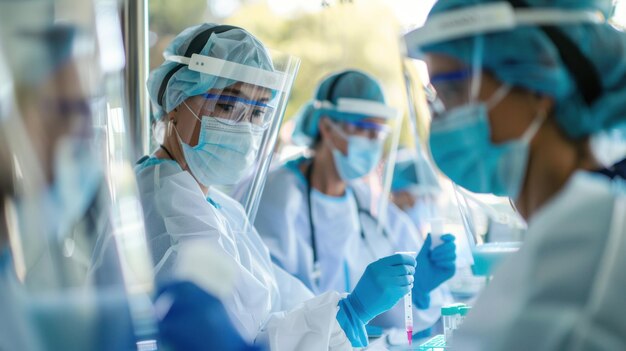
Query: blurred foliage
[[149, 0, 207, 35], [148, 0, 427, 148], [227, 2, 404, 123]]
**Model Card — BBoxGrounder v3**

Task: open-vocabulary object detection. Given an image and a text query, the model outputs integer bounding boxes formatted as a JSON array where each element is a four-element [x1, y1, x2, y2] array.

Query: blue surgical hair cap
[[419, 0, 626, 139], [291, 69, 389, 147], [147, 23, 273, 121]]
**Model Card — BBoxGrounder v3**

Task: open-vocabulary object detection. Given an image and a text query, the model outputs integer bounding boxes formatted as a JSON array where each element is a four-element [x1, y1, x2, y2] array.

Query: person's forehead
[[208, 81, 272, 101]]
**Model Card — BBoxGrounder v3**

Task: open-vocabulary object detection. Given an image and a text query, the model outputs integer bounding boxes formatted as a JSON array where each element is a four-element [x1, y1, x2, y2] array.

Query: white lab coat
[[135, 158, 353, 351], [253, 160, 452, 333], [452, 171, 626, 351]]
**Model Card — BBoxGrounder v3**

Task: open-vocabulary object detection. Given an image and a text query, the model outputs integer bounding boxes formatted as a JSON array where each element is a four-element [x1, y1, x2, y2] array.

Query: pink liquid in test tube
[[396, 251, 416, 345]]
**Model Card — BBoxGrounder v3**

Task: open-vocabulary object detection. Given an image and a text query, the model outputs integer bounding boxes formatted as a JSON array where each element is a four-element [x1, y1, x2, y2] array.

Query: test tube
[[429, 218, 445, 248], [441, 305, 459, 342], [404, 287, 413, 344], [395, 251, 417, 345], [451, 303, 465, 332], [458, 306, 472, 327]]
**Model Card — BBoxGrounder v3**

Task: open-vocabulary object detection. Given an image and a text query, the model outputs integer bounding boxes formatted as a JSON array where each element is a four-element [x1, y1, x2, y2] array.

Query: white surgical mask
[[178, 101, 264, 186]]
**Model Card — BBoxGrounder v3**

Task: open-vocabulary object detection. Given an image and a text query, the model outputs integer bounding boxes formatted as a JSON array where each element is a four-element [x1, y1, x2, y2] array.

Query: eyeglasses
[[427, 69, 472, 118], [189, 93, 275, 127], [337, 119, 391, 140]]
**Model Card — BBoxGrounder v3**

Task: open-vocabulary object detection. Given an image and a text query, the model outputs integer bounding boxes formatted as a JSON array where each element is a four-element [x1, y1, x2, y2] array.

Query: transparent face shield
[[398, 58, 528, 298], [331, 106, 401, 243], [387, 60, 475, 270], [0, 1, 156, 349], [163, 49, 300, 222]]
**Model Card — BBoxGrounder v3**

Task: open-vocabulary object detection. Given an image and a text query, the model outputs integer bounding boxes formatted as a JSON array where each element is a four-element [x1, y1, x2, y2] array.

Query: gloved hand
[[156, 280, 262, 351], [413, 234, 456, 309], [346, 253, 416, 324]]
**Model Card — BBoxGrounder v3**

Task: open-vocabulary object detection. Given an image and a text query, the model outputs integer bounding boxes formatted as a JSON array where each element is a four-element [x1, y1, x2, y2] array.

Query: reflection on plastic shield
[[450, 184, 476, 268], [404, 2, 515, 56], [235, 51, 300, 222], [169, 53, 290, 92]]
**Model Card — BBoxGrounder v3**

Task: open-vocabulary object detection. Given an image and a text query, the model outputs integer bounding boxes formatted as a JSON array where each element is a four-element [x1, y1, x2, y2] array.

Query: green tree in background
[[149, 0, 207, 36]]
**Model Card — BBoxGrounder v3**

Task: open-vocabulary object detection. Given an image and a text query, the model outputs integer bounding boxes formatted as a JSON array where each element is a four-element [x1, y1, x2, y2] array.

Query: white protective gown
[[452, 172, 626, 351], [135, 158, 353, 351], [253, 158, 452, 333]]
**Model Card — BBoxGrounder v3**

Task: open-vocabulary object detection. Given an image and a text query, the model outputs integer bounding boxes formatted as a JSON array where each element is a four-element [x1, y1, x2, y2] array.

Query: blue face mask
[[429, 102, 545, 199], [329, 122, 384, 181], [179, 101, 265, 186]]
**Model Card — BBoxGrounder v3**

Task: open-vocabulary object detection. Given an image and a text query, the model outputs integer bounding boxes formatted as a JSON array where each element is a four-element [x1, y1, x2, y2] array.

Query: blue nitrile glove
[[413, 234, 456, 309], [348, 253, 416, 323], [156, 280, 262, 351], [336, 254, 416, 347]]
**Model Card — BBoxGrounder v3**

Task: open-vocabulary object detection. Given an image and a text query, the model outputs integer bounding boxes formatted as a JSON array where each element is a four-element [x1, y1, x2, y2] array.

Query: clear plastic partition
[[0, 0, 157, 349]]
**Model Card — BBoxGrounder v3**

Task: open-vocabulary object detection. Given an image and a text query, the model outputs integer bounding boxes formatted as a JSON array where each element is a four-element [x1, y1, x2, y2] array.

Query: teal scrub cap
[[147, 23, 274, 121], [291, 69, 397, 146], [406, 0, 626, 139]]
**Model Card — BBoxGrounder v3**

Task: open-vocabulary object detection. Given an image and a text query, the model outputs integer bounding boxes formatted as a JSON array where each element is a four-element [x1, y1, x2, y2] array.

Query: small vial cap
[[459, 306, 472, 316], [441, 305, 460, 316]]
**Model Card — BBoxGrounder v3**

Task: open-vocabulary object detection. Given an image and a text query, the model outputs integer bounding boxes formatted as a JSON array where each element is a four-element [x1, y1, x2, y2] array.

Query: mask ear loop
[[327, 117, 372, 165], [325, 118, 349, 154], [166, 101, 203, 173], [485, 84, 512, 110], [166, 118, 175, 138], [182, 100, 202, 123], [520, 109, 548, 144], [469, 35, 485, 103], [506, 106, 548, 210], [165, 117, 189, 172], [329, 120, 350, 139], [165, 102, 198, 147]]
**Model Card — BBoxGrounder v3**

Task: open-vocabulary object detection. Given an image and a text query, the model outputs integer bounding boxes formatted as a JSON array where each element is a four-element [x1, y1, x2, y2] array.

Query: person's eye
[[217, 103, 235, 112], [251, 109, 266, 118]]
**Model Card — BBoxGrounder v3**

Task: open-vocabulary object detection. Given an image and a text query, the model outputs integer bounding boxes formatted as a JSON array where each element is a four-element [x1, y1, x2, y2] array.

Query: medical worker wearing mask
[[253, 70, 455, 334], [403, 0, 626, 349], [137, 24, 417, 350]]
